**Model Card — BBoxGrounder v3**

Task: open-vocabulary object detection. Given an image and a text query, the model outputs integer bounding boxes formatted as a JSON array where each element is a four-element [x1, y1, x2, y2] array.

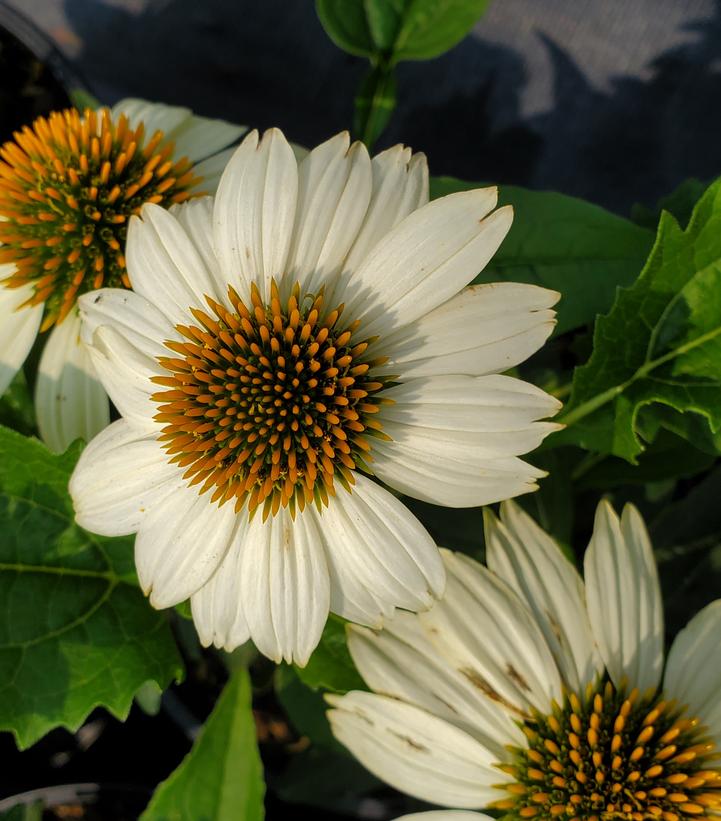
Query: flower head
[[0, 98, 245, 452], [328, 501, 721, 821], [70, 127, 561, 665]]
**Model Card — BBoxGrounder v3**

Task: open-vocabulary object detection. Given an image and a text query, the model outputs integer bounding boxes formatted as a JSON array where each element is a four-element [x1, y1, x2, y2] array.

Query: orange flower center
[[0, 107, 200, 329], [150, 280, 391, 520]]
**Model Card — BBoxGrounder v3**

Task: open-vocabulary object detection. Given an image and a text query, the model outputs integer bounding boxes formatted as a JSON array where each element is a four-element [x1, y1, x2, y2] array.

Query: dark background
[[7, 0, 721, 215]]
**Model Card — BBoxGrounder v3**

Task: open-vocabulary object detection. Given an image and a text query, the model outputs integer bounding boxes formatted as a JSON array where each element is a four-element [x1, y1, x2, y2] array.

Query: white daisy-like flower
[[69, 127, 562, 665], [328, 500, 721, 821], [0, 98, 246, 452]]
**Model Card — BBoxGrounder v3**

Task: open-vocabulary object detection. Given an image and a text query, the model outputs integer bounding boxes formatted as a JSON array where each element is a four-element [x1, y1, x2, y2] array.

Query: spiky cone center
[[494, 680, 721, 821], [150, 280, 392, 521], [0, 106, 200, 329]]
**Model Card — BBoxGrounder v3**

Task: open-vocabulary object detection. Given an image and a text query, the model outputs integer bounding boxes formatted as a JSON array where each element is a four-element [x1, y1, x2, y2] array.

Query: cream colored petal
[[373, 283, 558, 379], [348, 614, 524, 758], [485, 501, 603, 691], [127, 203, 225, 326], [663, 600, 721, 744], [311, 474, 445, 624], [213, 128, 298, 302], [327, 691, 506, 808], [166, 113, 246, 163], [342, 144, 428, 273], [584, 501, 664, 693], [284, 132, 371, 298], [35, 309, 110, 452], [110, 98, 191, 137], [190, 515, 252, 652], [135, 483, 237, 608], [420, 550, 563, 716], [0, 281, 42, 395], [70, 418, 182, 537], [341, 189, 512, 339], [238, 505, 330, 666]]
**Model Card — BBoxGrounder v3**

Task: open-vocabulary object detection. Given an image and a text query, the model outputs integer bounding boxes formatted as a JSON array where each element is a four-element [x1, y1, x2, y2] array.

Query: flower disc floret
[[498, 679, 720, 821], [0, 106, 199, 328], [150, 280, 391, 519]]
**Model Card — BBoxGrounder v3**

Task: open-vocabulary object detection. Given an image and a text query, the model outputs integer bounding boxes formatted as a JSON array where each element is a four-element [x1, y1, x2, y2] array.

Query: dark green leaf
[[430, 176, 654, 335], [275, 664, 340, 750], [316, 0, 490, 63], [141, 668, 265, 821], [353, 64, 397, 148], [0, 426, 182, 748], [294, 616, 365, 693], [315, 0, 376, 58], [632, 178, 707, 231], [392, 0, 492, 61], [0, 370, 36, 437], [554, 178, 721, 462]]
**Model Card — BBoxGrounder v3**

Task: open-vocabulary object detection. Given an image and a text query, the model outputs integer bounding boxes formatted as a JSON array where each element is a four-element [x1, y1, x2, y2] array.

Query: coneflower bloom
[[0, 98, 245, 451], [329, 500, 721, 821], [69, 127, 561, 665]]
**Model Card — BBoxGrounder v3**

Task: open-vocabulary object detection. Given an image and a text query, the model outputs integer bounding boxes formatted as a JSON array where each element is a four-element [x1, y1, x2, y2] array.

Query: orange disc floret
[[150, 280, 392, 521], [0, 106, 201, 329]]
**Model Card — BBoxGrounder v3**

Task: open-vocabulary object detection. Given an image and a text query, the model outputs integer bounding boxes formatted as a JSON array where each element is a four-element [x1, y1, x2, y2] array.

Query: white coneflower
[[69, 127, 561, 665], [0, 98, 245, 452], [329, 500, 721, 821]]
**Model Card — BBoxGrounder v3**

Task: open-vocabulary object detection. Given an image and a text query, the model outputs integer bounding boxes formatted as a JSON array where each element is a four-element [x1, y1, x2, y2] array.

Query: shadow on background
[[61, 0, 721, 214]]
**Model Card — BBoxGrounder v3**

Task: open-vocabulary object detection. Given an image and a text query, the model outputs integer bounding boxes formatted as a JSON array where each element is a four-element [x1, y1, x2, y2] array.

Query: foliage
[[0, 426, 182, 749]]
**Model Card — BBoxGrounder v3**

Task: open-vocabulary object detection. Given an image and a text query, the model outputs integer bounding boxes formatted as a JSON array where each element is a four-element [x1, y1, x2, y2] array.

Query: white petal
[[348, 614, 523, 758], [284, 132, 371, 297], [394, 814, 493, 821], [35, 310, 110, 452], [584, 501, 664, 693], [70, 418, 182, 536], [135, 484, 237, 608], [0, 281, 42, 394], [663, 600, 721, 744], [169, 197, 224, 286], [191, 147, 235, 194], [312, 474, 445, 624], [127, 203, 225, 326], [166, 113, 246, 163], [485, 502, 603, 691], [78, 288, 177, 362], [342, 144, 428, 273], [371, 375, 561, 507], [374, 283, 558, 379], [190, 516, 252, 652], [327, 691, 506, 808], [342, 189, 512, 339], [110, 98, 191, 138], [420, 550, 563, 716], [83, 324, 159, 427], [213, 128, 298, 301], [239, 506, 330, 665]]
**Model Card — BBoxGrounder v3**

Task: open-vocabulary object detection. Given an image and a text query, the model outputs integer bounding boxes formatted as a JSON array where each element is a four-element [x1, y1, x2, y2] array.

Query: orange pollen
[[0, 106, 201, 329], [493, 679, 721, 821], [151, 280, 392, 521]]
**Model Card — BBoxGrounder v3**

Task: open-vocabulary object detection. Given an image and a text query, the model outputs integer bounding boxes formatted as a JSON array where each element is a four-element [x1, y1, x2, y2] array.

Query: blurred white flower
[[329, 500, 721, 819]]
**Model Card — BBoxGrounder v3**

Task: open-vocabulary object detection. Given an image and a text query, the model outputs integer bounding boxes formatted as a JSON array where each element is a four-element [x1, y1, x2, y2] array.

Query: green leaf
[[391, 0, 493, 61], [554, 177, 721, 462], [0, 370, 36, 436], [275, 664, 340, 750], [141, 667, 265, 821], [316, 0, 490, 63], [294, 615, 365, 693], [632, 178, 707, 231], [430, 176, 654, 335], [315, 0, 376, 58], [0, 426, 182, 748], [354, 64, 397, 148], [68, 88, 102, 111]]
